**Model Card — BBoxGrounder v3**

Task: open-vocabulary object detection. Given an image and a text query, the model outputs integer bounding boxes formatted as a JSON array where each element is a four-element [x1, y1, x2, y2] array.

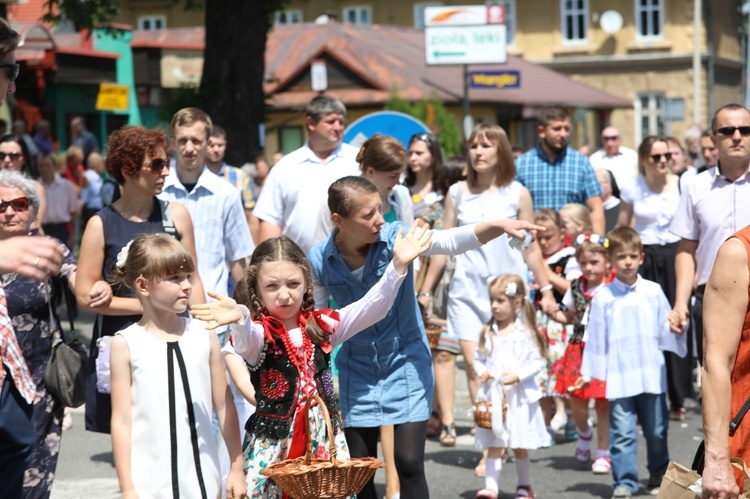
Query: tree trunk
[[200, 0, 270, 166]]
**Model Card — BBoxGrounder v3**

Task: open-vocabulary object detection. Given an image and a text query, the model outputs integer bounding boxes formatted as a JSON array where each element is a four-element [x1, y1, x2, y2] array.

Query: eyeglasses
[[602, 136, 619, 141], [0, 152, 22, 162], [715, 126, 750, 137], [144, 157, 170, 173], [0, 197, 30, 213], [410, 133, 433, 144], [650, 153, 673, 162], [0, 62, 19, 83]]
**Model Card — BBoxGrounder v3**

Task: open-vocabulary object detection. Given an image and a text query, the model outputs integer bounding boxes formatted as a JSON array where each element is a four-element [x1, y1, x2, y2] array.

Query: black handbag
[[43, 280, 88, 408], [692, 394, 750, 474]]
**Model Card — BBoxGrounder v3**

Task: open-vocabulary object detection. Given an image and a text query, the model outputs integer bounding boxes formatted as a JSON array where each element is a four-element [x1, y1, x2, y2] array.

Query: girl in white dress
[[474, 274, 550, 499], [109, 233, 246, 499]]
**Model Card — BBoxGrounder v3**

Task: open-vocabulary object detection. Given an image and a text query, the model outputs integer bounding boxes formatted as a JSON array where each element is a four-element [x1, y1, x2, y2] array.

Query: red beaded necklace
[[257, 312, 314, 371]]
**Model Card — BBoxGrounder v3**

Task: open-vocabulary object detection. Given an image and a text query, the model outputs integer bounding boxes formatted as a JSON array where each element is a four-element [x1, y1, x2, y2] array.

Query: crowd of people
[[3, 14, 750, 499]]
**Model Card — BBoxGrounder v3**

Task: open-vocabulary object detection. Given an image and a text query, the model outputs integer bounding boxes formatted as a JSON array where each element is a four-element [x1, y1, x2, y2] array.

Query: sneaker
[[611, 486, 632, 499], [592, 456, 612, 474], [575, 447, 591, 462], [647, 474, 664, 495], [515, 485, 534, 499]]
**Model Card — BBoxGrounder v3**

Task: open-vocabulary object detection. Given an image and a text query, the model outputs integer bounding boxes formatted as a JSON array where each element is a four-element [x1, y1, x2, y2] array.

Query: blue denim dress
[[309, 222, 434, 427]]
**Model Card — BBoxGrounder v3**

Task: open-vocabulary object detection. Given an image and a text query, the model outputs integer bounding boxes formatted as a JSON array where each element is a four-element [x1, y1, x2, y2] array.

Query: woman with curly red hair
[[75, 125, 206, 434]]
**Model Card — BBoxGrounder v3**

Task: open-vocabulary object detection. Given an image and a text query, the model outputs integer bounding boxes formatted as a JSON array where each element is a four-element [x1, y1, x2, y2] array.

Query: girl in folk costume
[[109, 233, 246, 499], [191, 224, 433, 499], [474, 275, 550, 499], [532, 208, 581, 432], [548, 234, 614, 474]]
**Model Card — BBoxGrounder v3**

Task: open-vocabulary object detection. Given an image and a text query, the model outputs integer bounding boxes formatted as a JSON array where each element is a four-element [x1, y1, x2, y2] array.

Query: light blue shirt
[[580, 275, 687, 400], [159, 165, 254, 298]]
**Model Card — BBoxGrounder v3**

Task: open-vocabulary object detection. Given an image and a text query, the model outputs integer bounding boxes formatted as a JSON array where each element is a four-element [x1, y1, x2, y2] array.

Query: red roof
[[119, 23, 633, 109], [7, 0, 49, 26]]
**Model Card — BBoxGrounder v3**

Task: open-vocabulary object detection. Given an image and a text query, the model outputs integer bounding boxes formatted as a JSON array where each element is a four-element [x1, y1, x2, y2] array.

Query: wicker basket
[[473, 399, 508, 430], [425, 321, 444, 350], [260, 394, 385, 499], [473, 400, 493, 429]]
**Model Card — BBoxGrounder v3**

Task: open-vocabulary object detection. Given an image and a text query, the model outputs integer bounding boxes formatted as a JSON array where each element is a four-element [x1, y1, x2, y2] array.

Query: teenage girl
[[109, 233, 245, 499], [474, 275, 550, 499], [359, 134, 414, 225], [191, 223, 433, 498], [532, 209, 580, 432], [548, 235, 613, 474]]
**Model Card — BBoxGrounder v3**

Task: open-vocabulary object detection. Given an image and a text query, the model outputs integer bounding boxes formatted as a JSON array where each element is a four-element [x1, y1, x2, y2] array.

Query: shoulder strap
[[159, 199, 177, 238]]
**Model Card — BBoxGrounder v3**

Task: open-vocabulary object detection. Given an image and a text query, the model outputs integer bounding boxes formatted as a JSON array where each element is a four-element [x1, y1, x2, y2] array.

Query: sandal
[[440, 423, 457, 447], [476, 488, 498, 499], [515, 485, 534, 498], [427, 410, 440, 437]]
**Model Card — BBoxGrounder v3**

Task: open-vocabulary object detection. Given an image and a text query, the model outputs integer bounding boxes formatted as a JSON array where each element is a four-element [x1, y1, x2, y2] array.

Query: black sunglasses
[[715, 126, 750, 137], [145, 157, 170, 173], [0, 62, 19, 83], [0, 197, 30, 213], [650, 153, 673, 162], [411, 133, 433, 144], [0, 152, 22, 161]]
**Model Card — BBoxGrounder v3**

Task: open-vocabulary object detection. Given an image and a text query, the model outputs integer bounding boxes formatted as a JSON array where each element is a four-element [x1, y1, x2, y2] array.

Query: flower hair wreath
[[575, 233, 609, 249]]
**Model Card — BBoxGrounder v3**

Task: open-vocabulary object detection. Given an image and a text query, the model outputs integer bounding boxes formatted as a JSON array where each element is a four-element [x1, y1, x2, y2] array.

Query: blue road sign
[[344, 111, 431, 149]]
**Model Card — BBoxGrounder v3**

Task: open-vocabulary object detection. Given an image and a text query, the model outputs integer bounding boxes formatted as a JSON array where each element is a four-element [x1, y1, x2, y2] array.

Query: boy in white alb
[[580, 227, 687, 499]]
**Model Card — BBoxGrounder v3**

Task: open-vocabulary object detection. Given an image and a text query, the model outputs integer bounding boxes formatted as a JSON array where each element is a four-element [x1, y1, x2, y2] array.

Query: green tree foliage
[[384, 93, 463, 158]]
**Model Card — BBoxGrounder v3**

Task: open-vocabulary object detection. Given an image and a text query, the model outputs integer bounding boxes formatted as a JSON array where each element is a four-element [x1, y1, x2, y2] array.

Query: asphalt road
[[50, 310, 703, 498]]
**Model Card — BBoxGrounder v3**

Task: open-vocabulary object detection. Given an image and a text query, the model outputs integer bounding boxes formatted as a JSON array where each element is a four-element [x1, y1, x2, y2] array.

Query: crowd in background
[[3, 11, 750, 497]]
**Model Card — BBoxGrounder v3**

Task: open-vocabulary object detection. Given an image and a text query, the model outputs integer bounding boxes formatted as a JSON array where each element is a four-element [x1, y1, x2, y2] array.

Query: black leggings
[[345, 421, 429, 499]]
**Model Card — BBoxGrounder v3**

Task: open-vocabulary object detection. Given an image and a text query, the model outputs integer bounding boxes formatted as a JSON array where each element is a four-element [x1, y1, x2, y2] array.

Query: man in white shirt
[[159, 108, 254, 299], [589, 126, 639, 189], [253, 95, 359, 254], [669, 104, 750, 362]]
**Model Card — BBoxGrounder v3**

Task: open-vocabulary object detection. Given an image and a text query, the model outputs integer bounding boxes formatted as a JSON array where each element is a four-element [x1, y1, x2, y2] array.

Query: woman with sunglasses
[[75, 125, 206, 434], [406, 132, 444, 219], [616, 135, 689, 421], [0, 134, 46, 233], [0, 169, 111, 497]]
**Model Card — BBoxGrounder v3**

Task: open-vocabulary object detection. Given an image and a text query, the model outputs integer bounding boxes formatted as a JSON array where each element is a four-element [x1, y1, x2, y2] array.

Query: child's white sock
[[515, 457, 531, 486], [595, 448, 610, 459], [485, 457, 502, 492], [577, 427, 593, 450]]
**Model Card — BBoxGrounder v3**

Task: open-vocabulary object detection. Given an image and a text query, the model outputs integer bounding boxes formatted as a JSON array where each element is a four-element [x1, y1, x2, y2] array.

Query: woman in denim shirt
[[308, 176, 544, 499]]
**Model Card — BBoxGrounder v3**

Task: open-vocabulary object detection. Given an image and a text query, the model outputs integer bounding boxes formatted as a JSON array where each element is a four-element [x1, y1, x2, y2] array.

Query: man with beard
[[516, 106, 605, 234]]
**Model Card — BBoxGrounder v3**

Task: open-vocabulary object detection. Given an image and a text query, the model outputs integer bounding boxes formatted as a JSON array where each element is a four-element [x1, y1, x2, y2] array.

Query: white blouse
[[620, 176, 680, 245]]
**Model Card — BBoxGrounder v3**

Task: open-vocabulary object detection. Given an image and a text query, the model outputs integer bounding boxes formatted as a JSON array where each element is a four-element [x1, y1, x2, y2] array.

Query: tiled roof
[[122, 22, 633, 109]]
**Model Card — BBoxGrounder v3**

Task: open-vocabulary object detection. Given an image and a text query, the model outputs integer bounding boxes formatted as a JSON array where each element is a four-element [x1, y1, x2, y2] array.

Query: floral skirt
[[535, 310, 572, 396], [553, 342, 607, 400], [244, 403, 350, 499]]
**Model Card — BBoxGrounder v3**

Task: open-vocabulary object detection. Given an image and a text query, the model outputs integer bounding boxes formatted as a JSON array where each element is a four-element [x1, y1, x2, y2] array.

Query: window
[[137, 15, 166, 31], [343, 6, 372, 25], [274, 9, 303, 25], [560, 0, 588, 45], [636, 0, 664, 40], [635, 93, 666, 141], [414, 2, 443, 29]]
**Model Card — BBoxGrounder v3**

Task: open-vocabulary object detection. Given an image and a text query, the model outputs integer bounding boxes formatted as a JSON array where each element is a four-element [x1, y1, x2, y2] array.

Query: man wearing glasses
[[253, 94, 359, 254], [589, 126, 638, 190], [669, 104, 750, 370], [0, 18, 66, 499]]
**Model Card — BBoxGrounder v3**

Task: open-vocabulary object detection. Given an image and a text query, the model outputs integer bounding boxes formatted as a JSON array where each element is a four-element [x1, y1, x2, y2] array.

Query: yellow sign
[[95, 83, 129, 111]]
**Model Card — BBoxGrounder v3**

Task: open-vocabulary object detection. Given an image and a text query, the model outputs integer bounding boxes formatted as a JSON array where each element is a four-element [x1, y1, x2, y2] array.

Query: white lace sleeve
[[230, 305, 267, 366]]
